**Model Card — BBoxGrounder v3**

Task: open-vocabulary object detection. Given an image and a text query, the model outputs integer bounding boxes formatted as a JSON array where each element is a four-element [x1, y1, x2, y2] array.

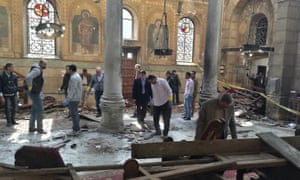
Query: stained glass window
[[123, 8, 133, 40], [176, 18, 194, 63], [255, 17, 267, 45], [27, 0, 56, 57]]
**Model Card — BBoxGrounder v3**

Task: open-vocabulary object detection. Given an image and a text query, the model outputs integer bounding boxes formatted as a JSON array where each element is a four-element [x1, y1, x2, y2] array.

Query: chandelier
[[33, 1, 65, 39]]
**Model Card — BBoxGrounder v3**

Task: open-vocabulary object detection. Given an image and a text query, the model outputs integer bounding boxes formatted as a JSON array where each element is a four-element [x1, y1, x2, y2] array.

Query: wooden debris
[[79, 113, 101, 122], [257, 132, 300, 170], [131, 136, 300, 159], [128, 160, 236, 180]]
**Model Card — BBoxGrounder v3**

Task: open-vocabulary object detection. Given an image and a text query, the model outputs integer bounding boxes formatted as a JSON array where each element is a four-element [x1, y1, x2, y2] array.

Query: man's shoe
[[12, 122, 19, 125], [96, 113, 101, 117], [152, 131, 161, 136], [29, 128, 36, 133], [72, 130, 80, 136], [184, 117, 191, 120], [37, 129, 47, 134]]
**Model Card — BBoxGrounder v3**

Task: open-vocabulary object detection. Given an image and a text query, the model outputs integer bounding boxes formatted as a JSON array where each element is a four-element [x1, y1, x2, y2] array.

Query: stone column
[[267, 0, 300, 120], [199, 0, 223, 103], [100, 0, 125, 131]]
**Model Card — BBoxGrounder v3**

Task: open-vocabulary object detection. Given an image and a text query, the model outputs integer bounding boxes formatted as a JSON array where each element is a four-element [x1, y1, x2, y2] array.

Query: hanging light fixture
[[33, 0, 65, 39]]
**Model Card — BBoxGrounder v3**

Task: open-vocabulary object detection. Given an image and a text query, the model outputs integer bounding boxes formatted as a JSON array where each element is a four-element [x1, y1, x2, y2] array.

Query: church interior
[[0, 0, 300, 179], [0, 0, 299, 118]]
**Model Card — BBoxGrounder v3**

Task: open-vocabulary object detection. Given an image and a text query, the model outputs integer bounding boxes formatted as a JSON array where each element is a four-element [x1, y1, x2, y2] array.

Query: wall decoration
[[72, 10, 99, 54], [147, 19, 168, 50], [0, 6, 8, 49]]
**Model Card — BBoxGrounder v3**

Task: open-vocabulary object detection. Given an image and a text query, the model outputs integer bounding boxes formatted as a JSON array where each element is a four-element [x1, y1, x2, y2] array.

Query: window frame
[[25, 0, 59, 59], [176, 17, 195, 64]]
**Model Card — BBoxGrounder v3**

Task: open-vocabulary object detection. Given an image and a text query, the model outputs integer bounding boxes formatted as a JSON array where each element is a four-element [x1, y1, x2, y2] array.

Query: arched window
[[255, 16, 268, 45], [27, 0, 56, 57], [176, 17, 194, 63], [122, 8, 133, 40]]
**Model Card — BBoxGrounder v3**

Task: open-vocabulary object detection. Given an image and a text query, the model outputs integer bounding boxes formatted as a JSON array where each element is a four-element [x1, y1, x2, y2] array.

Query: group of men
[[132, 67, 173, 137], [59, 65, 105, 135], [0, 60, 49, 133], [132, 64, 237, 140], [61, 66, 104, 118], [0, 60, 237, 140], [0, 60, 105, 136]]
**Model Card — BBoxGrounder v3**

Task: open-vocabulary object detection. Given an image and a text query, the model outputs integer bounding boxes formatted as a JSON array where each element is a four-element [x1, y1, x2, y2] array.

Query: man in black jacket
[[132, 70, 152, 128], [0, 63, 18, 127], [60, 65, 71, 97]]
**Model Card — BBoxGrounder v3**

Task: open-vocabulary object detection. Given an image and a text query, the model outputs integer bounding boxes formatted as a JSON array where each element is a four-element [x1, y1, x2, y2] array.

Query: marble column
[[199, 0, 223, 103], [100, 0, 125, 131]]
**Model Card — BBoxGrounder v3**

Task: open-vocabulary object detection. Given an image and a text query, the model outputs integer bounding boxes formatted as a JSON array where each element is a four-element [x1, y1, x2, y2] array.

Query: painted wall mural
[[148, 19, 168, 50], [0, 6, 8, 49], [72, 10, 99, 54]]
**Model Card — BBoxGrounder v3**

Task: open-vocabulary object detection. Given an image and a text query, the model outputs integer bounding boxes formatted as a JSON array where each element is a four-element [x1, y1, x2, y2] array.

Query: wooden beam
[[128, 160, 236, 180], [257, 132, 300, 170], [67, 164, 80, 180], [138, 166, 160, 180], [0, 159, 213, 177], [131, 136, 300, 159]]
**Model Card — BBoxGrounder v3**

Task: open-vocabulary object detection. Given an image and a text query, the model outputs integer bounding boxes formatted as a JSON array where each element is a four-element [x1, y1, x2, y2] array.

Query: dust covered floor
[[0, 105, 295, 167]]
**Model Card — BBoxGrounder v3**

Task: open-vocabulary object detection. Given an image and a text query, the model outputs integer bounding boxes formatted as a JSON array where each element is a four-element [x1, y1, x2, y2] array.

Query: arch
[[251, 14, 268, 45], [122, 4, 139, 40], [123, 8, 134, 40], [223, 0, 273, 48]]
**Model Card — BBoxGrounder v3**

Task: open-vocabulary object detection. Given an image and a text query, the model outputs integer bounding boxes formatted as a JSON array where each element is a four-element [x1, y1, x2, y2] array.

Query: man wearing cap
[[195, 93, 237, 140], [132, 70, 152, 128]]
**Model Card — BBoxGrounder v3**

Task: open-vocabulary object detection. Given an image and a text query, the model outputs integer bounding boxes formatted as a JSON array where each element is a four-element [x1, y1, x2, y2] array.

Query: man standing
[[171, 70, 181, 105], [80, 68, 92, 86], [195, 93, 237, 140], [165, 71, 175, 93], [132, 70, 152, 128], [191, 71, 198, 117], [67, 64, 82, 135], [183, 72, 194, 120], [59, 65, 71, 97], [80, 68, 91, 107], [0, 63, 18, 127], [87, 66, 104, 117], [25, 59, 47, 133], [131, 64, 142, 118], [148, 74, 172, 137]]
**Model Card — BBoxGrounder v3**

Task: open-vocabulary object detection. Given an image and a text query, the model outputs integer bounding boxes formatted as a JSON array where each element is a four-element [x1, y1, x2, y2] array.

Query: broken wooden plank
[[0, 159, 213, 177], [131, 136, 300, 159], [138, 166, 160, 180], [128, 160, 236, 180], [67, 164, 80, 180], [257, 132, 300, 170]]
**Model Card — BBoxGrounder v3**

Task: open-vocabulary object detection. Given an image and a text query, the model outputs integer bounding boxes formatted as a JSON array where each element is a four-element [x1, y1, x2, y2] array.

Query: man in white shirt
[[148, 74, 173, 137], [183, 72, 194, 120]]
